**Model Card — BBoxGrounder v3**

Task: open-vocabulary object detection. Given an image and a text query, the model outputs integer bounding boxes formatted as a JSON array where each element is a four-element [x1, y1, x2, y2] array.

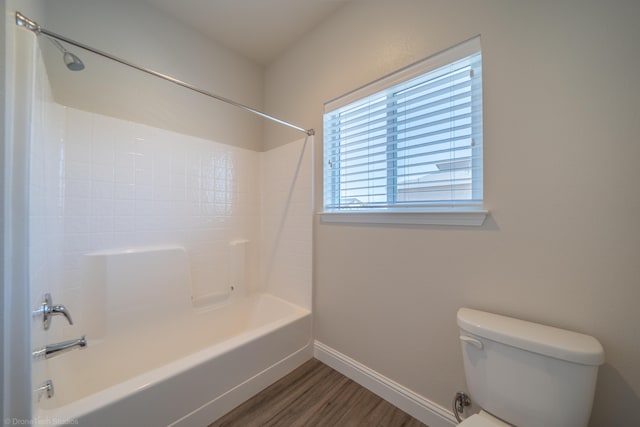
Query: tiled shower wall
[[61, 108, 261, 301], [31, 103, 314, 311], [260, 138, 313, 309]]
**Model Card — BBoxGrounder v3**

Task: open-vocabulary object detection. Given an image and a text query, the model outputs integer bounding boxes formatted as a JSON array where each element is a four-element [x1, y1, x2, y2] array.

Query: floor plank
[[209, 358, 428, 427]]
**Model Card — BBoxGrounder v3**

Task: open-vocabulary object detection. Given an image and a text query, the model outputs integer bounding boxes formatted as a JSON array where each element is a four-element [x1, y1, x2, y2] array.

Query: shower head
[[47, 37, 85, 71], [63, 51, 85, 71]]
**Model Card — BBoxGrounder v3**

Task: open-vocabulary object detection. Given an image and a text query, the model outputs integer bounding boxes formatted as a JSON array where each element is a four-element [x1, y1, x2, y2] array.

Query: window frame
[[320, 36, 487, 226]]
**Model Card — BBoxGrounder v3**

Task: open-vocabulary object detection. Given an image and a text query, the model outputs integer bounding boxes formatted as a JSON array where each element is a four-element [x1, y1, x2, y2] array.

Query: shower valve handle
[[40, 293, 73, 330]]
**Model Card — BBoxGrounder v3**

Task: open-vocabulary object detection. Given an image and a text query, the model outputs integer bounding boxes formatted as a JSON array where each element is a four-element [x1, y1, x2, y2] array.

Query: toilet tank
[[457, 308, 604, 427]]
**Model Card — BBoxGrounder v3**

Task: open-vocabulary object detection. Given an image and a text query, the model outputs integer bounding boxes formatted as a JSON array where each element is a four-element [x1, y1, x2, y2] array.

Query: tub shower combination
[[17, 11, 314, 427], [37, 248, 312, 426]]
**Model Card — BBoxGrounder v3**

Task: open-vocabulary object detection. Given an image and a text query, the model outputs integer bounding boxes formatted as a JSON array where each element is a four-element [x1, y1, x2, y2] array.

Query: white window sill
[[319, 209, 488, 226]]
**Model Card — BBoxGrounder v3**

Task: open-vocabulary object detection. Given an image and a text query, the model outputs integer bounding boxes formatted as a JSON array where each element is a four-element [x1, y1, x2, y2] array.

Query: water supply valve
[[453, 391, 471, 423]]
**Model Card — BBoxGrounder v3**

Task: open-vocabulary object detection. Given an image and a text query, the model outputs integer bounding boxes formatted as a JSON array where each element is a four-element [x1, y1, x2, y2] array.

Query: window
[[322, 37, 486, 226]]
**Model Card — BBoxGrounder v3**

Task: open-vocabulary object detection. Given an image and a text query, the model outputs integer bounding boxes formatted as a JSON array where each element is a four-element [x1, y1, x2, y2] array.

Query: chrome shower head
[[63, 51, 85, 71], [47, 37, 85, 71]]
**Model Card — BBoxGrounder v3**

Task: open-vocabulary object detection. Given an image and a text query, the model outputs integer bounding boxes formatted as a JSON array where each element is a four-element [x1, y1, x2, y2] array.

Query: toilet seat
[[458, 411, 512, 427]]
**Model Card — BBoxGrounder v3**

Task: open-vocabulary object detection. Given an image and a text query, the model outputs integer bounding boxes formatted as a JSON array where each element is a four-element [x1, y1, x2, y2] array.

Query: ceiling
[[142, 0, 349, 66]]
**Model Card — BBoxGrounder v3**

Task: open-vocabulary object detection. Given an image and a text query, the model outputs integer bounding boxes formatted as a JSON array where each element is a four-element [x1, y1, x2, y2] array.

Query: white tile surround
[[61, 107, 262, 302], [260, 137, 313, 309], [30, 91, 312, 325]]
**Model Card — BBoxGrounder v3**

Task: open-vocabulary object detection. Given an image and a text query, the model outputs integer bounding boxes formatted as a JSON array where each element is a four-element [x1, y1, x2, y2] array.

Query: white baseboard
[[314, 341, 457, 427]]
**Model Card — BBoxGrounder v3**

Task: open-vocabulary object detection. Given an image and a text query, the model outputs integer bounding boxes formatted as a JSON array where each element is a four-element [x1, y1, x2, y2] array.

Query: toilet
[[457, 308, 604, 427]]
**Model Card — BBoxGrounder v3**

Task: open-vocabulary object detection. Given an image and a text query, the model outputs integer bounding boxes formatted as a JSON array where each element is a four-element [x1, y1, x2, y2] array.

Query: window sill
[[319, 209, 488, 226]]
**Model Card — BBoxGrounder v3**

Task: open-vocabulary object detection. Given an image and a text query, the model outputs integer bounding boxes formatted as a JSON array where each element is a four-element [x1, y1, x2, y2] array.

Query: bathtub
[[36, 248, 312, 426]]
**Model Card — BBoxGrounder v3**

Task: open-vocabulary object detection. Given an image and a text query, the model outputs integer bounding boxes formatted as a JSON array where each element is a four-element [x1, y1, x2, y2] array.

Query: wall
[[56, 110, 314, 321], [265, 0, 640, 424], [259, 136, 313, 310], [59, 108, 261, 318], [37, 0, 264, 151]]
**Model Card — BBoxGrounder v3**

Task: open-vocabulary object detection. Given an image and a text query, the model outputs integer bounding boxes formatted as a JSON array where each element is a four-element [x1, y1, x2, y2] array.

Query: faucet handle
[[35, 380, 54, 401], [40, 293, 73, 330]]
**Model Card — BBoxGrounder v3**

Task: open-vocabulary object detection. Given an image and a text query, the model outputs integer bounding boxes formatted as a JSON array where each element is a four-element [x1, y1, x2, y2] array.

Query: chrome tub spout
[[33, 335, 87, 360]]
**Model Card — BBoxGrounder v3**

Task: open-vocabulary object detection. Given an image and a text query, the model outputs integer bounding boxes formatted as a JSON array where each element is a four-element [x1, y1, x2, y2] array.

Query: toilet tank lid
[[457, 308, 605, 366]]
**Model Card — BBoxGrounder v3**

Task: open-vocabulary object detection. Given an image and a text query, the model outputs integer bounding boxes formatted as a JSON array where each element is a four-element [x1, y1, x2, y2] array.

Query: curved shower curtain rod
[[14, 11, 315, 137]]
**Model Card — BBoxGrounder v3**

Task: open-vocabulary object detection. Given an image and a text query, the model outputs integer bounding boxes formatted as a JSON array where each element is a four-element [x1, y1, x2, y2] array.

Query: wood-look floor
[[209, 358, 428, 427]]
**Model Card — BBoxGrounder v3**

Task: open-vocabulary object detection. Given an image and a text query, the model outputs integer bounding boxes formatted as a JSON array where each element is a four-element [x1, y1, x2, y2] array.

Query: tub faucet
[[33, 335, 87, 360], [37, 293, 73, 330]]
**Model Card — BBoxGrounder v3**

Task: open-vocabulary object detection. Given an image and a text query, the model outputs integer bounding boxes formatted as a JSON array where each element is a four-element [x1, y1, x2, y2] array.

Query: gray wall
[[265, 0, 640, 424], [37, 0, 265, 151]]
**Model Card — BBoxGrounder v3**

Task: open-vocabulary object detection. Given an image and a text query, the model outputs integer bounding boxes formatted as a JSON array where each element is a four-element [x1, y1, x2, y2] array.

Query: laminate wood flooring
[[209, 358, 428, 427]]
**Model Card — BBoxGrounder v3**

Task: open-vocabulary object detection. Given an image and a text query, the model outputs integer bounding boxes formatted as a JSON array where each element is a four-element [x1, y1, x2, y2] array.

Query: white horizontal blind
[[323, 38, 482, 212]]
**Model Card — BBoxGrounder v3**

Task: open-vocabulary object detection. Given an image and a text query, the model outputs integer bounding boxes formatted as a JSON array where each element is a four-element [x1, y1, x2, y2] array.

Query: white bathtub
[[36, 248, 312, 426]]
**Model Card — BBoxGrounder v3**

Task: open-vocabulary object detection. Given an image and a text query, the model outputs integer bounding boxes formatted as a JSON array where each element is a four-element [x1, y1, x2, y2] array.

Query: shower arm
[[14, 11, 315, 137]]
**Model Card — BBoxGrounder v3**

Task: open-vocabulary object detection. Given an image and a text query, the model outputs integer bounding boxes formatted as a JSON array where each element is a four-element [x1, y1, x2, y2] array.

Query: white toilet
[[457, 308, 604, 427]]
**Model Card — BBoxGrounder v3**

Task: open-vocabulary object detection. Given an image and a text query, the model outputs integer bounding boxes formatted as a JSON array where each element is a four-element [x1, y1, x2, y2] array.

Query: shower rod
[[14, 11, 315, 137]]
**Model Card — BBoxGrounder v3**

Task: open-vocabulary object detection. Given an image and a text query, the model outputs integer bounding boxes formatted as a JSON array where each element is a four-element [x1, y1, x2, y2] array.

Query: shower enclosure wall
[[20, 24, 313, 425]]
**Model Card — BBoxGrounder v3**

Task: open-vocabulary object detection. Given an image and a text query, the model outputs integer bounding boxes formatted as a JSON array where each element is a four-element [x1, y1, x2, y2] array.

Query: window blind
[[323, 37, 482, 213]]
